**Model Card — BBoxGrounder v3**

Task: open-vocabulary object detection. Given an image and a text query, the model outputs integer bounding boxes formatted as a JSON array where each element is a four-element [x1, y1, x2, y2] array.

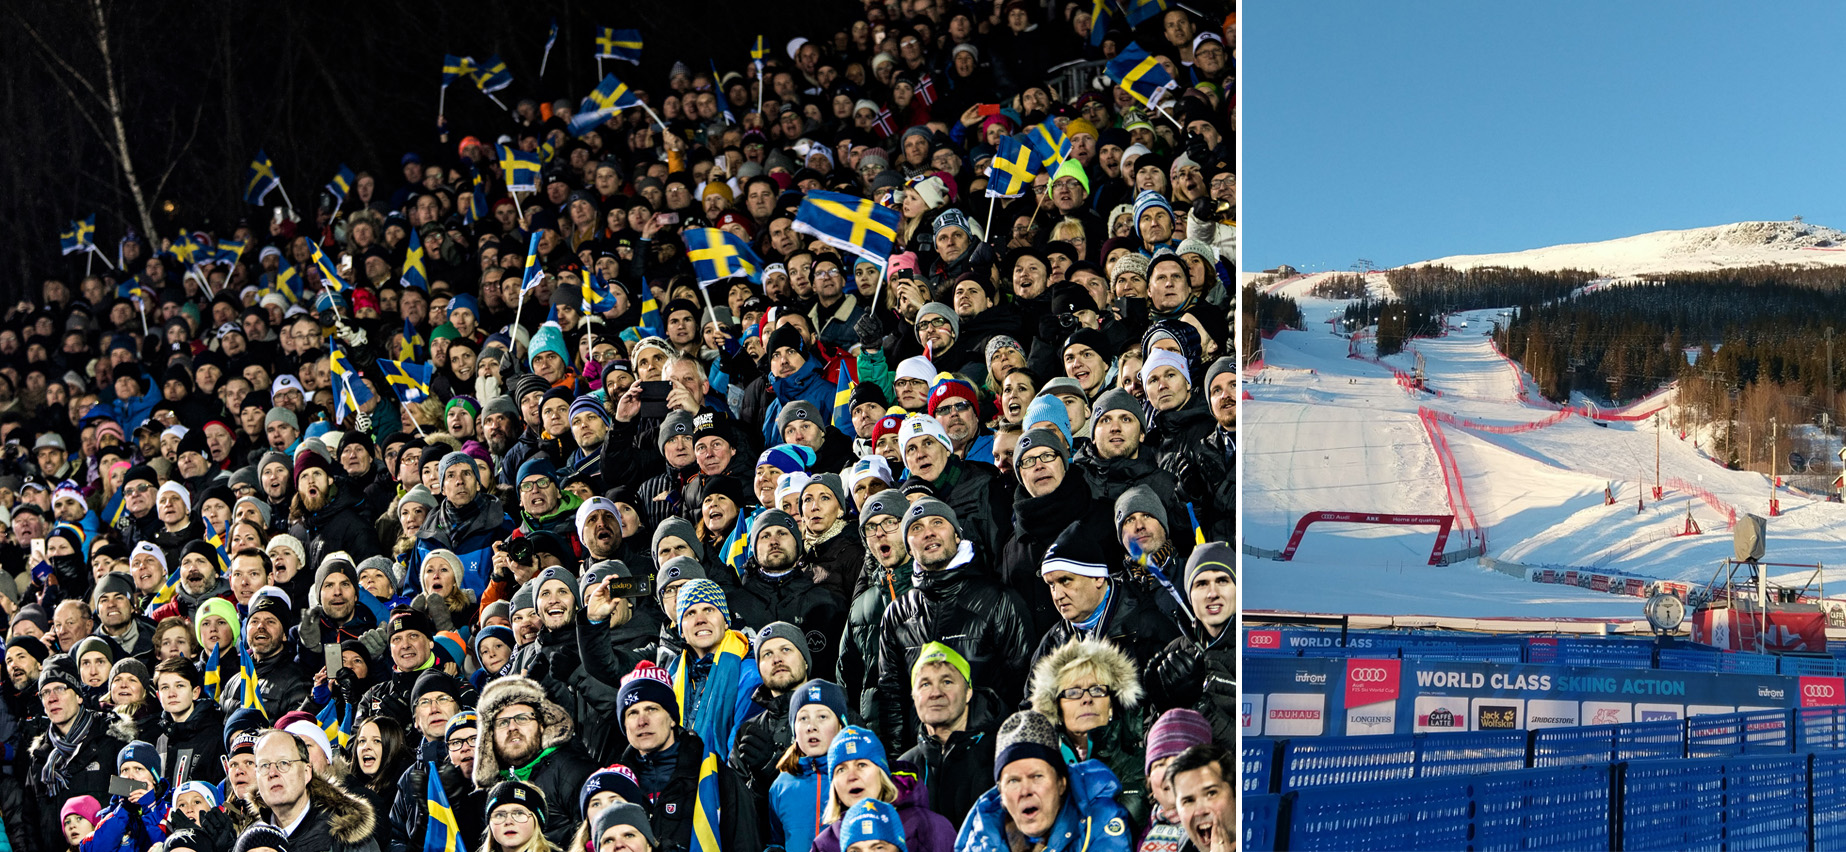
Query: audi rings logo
[[1806, 684, 1837, 699], [1350, 667, 1390, 684]]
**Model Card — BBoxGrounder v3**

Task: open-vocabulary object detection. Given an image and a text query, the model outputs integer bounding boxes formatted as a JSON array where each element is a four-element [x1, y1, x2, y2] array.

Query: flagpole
[[439, 84, 447, 121], [638, 100, 669, 132], [754, 61, 764, 119], [89, 245, 116, 270], [276, 183, 296, 214], [597, 56, 604, 83], [485, 92, 509, 111], [983, 194, 999, 242], [84, 250, 93, 278]]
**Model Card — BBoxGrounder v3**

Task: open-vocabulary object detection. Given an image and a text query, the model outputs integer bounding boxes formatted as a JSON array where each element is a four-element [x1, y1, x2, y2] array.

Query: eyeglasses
[[1018, 451, 1061, 471], [915, 317, 951, 332], [255, 758, 305, 775], [518, 480, 555, 493], [934, 401, 972, 416], [1058, 684, 1113, 701], [866, 518, 901, 536], [815, 270, 844, 281], [446, 736, 478, 751], [125, 484, 152, 495], [414, 695, 458, 710], [493, 712, 538, 731], [490, 809, 534, 825]]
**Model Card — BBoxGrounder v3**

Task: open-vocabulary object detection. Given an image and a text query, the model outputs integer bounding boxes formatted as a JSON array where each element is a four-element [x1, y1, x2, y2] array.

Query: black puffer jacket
[[388, 751, 485, 852], [997, 468, 1112, 640], [623, 729, 761, 852], [1029, 582, 1184, 682], [875, 544, 1032, 747], [1074, 443, 1189, 528], [727, 682, 794, 833], [1170, 423, 1235, 544], [291, 478, 383, 577], [903, 455, 1014, 559], [800, 523, 868, 602], [842, 550, 913, 734], [220, 637, 311, 716], [898, 686, 1004, 830], [27, 711, 130, 850], [149, 700, 227, 785], [1145, 623, 1238, 750], [729, 558, 847, 678]]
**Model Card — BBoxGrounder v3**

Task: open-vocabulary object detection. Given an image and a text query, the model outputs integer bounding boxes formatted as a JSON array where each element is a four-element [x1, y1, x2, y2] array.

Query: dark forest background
[[0, 0, 862, 300]]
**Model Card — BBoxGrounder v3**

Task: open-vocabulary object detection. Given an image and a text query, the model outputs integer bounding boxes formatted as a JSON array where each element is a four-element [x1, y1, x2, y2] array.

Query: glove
[[1152, 643, 1205, 706], [335, 667, 360, 706], [853, 309, 890, 347], [299, 607, 324, 650], [355, 410, 373, 432], [524, 652, 551, 684], [359, 623, 389, 659], [729, 724, 777, 784], [1191, 196, 1216, 223], [424, 593, 454, 632], [335, 319, 367, 346]]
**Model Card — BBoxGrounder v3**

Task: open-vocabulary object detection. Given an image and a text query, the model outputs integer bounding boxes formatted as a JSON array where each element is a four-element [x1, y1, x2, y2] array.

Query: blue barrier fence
[[1244, 753, 1833, 851], [1246, 626, 1846, 675]]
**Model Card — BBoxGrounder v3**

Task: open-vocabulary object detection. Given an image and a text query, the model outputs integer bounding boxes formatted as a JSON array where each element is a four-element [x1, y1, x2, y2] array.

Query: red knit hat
[[870, 412, 906, 443], [927, 379, 979, 417], [293, 451, 333, 484]]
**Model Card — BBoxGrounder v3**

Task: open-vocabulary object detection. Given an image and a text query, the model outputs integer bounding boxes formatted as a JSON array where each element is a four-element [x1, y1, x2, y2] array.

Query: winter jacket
[[413, 494, 516, 596], [998, 468, 1114, 639], [812, 763, 957, 852], [769, 754, 828, 852], [473, 677, 601, 848], [510, 620, 624, 756], [762, 357, 838, 446], [148, 700, 227, 785], [877, 543, 1033, 745], [729, 682, 795, 836], [954, 760, 1133, 852], [81, 786, 169, 852], [291, 481, 384, 580], [387, 755, 485, 852], [220, 637, 311, 715], [1145, 624, 1237, 750], [1072, 444, 1189, 533], [799, 522, 868, 603], [842, 550, 913, 731], [225, 774, 381, 852], [622, 728, 762, 852], [729, 560, 848, 678], [27, 712, 129, 850], [903, 455, 1014, 560], [899, 687, 1005, 830], [1169, 424, 1235, 545], [1030, 584, 1183, 685]]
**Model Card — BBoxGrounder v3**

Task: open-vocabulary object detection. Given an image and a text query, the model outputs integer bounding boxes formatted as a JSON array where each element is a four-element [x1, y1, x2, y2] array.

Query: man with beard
[[728, 510, 844, 675], [473, 676, 599, 847], [299, 555, 381, 665], [222, 588, 309, 712], [839, 490, 913, 731], [151, 481, 204, 569], [416, 452, 516, 596], [2, 636, 44, 733], [614, 666, 759, 852], [149, 657, 227, 785], [898, 642, 1004, 829], [290, 452, 382, 575], [91, 572, 157, 663], [147, 541, 233, 622], [509, 564, 620, 732], [113, 465, 164, 547], [876, 500, 1032, 745], [726, 621, 813, 813], [480, 395, 525, 469], [256, 451, 295, 532], [28, 654, 129, 849]]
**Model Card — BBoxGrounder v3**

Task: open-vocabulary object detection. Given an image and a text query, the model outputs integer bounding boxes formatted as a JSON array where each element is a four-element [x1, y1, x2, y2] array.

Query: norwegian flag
[[872, 108, 898, 138], [915, 73, 939, 107]]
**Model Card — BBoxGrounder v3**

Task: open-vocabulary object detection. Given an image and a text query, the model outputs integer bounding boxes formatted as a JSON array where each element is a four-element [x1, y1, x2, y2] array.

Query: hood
[[473, 675, 574, 788], [771, 355, 827, 398], [231, 774, 377, 845], [1029, 636, 1142, 718]]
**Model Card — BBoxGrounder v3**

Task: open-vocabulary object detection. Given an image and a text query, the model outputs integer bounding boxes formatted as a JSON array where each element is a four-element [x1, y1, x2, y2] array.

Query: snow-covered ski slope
[[1246, 260, 1846, 619], [1413, 220, 1846, 278]]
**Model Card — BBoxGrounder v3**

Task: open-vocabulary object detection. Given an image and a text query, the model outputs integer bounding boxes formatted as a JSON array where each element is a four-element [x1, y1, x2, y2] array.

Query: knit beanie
[[1145, 708, 1213, 774], [993, 709, 1067, 782], [195, 598, 242, 646], [1184, 541, 1234, 588], [591, 802, 656, 848], [841, 799, 906, 850], [616, 663, 679, 723], [775, 400, 825, 438], [485, 780, 549, 827], [1114, 484, 1167, 532], [901, 497, 957, 538], [1203, 356, 1235, 391], [651, 517, 705, 562], [233, 823, 292, 852], [535, 565, 580, 607], [673, 578, 729, 625], [117, 740, 162, 778], [579, 765, 643, 821], [756, 443, 818, 475], [787, 678, 849, 723], [1022, 396, 1071, 445], [1091, 388, 1146, 430], [657, 411, 696, 453], [435, 451, 477, 487], [755, 621, 812, 671], [914, 302, 960, 340], [828, 725, 890, 778]]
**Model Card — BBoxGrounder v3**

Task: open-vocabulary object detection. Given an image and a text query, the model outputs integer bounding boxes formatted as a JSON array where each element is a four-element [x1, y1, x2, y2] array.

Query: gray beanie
[[802, 473, 848, 512], [1203, 356, 1235, 391], [654, 556, 708, 607], [509, 579, 539, 616], [748, 510, 805, 557], [658, 410, 696, 453], [592, 803, 656, 848], [92, 571, 135, 604], [1016, 428, 1070, 464], [355, 554, 401, 592], [229, 464, 261, 494], [755, 621, 812, 671], [902, 497, 957, 537], [265, 407, 298, 430], [1091, 388, 1146, 430], [915, 302, 960, 340], [775, 400, 825, 438], [481, 600, 511, 623], [1114, 484, 1167, 532], [436, 451, 477, 488], [860, 489, 909, 527], [651, 517, 705, 562], [482, 395, 520, 420], [398, 485, 439, 513], [1112, 253, 1150, 282], [1184, 541, 1234, 589], [259, 450, 290, 476], [233, 496, 272, 528], [534, 565, 580, 607], [581, 560, 629, 597]]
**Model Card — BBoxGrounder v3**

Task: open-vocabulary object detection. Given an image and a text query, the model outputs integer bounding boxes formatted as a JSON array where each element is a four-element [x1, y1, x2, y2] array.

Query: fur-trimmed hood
[[1029, 636, 1144, 718], [473, 675, 574, 788], [225, 774, 377, 845]]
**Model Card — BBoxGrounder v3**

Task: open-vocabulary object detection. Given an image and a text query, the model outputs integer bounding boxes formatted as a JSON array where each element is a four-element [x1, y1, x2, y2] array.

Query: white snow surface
[[1246, 275, 1846, 619], [1409, 221, 1846, 278]]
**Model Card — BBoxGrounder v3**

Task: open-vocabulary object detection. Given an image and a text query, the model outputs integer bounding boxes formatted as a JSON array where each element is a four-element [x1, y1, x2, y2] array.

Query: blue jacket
[[762, 357, 836, 446], [954, 760, 1132, 852], [769, 755, 829, 852], [81, 790, 169, 852], [109, 382, 162, 431], [412, 495, 517, 596]]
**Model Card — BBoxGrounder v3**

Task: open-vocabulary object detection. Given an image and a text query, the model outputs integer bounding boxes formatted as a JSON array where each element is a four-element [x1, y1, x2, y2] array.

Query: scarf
[[671, 630, 751, 755], [41, 707, 99, 796], [1072, 582, 1114, 634], [803, 516, 848, 549], [504, 746, 558, 782]]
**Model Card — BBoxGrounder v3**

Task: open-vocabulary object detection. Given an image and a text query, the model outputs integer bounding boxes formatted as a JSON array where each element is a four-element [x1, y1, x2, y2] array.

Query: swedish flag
[[424, 761, 462, 852], [309, 241, 348, 294], [244, 150, 281, 206], [471, 54, 513, 94], [331, 342, 374, 424], [202, 517, 232, 573], [584, 272, 620, 314], [377, 359, 433, 404], [1090, 0, 1118, 47], [214, 238, 247, 264], [461, 162, 487, 225], [60, 216, 95, 256], [1124, 0, 1167, 26], [791, 190, 901, 269], [1186, 503, 1206, 546], [1021, 123, 1071, 170], [401, 225, 428, 292], [750, 35, 766, 62], [691, 753, 723, 852], [442, 55, 476, 88], [274, 258, 304, 303], [501, 146, 541, 193], [167, 238, 204, 265], [1108, 42, 1178, 109], [519, 231, 544, 293], [832, 361, 858, 433], [637, 289, 664, 338], [316, 698, 354, 749], [326, 164, 356, 208], [596, 27, 643, 64], [684, 228, 765, 285], [720, 507, 759, 575], [985, 136, 1039, 199], [401, 316, 426, 361], [202, 642, 221, 699], [237, 639, 265, 715]]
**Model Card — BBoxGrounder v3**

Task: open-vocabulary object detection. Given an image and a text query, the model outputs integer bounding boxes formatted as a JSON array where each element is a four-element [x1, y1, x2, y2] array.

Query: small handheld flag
[[238, 639, 265, 715], [684, 228, 766, 285], [750, 35, 766, 62], [424, 760, 462, 852], [470, 54, 513, 94], [791, 190, 902, 269], [203, 642, 222, 699], [1021, 122, 1071, 170], [400, 316, 427, 361], [400, 225, 428, 292], [637, 287, 664, 338], [308, 242, 349, 294], [331, 342, 375, 425], [1124, 0, 1168, 27], [831, 361, 858, 433], [441, 55, 476, 88], [377, 359, 434, 405], [1107, 42, 1179, 111], [914, 73, 939, 107], [584, 272, 620, 315], [326, 164, 356, 209], [1090, 0, 1118, 47], [870, 107, 897, 139], [570, 74, 641, 136], [596, 27, 643, 64], [501, 146, 541, 193], [316, 698, 354, 750], [720, 506, 760, 574], [60, 216, 96, 256], [243, 150, 282, 206], [985, 136, 1039, 199], [519, 232, 544, 292], [1186, 503, 1206, 546], [539, 19, 559, 78]]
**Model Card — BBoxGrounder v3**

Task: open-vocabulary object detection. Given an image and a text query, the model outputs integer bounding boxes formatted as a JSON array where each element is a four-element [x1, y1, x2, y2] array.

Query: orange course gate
[[1279, 511, 1456, 565]]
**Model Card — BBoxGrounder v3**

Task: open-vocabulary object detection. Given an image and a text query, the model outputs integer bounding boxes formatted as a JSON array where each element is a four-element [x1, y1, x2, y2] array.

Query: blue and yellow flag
[[273, 258, 304, 303], [202, 516, 232, 573], [442, 55, 475, 88], [540, 19, 559, 77], [637, 286, 664, 338], [309, 241, 348, 294], [400, 225, 428, 292], [237, 639, 265, 715], [1090, 0, 1118, 47], [519, 231, 545, 293], [61, 216, 95, 256], [400, 316, 426, 362], [831, 361, 858, 433], [213, 237, 247, 264], [1186, 503, 1206, 546], [244, 150, 281, 206], [377, 359, 433, 405], [1021, 122, 1071, 170], [326, 164, 356, 208], [471, 54, 513, 94], [985, 135, 1039, 199], [750, 35, 766, 63], [584, 272, 620, 314], [571, 73, 642, 135], [424, 760, 462, 852], [791, 190, 901, 269], [460, 161, 486, 225], [1108, 42, 1178, 109], [691, 752, 723, 852], [684, 228, 765, 285], [501, 146, 541, 193], [203, 642, 222, 699], [719, 507, 759, 575], [331, 341, 374, 424], [595, 27, 643, 64], [316, 698, 354, 749], [1124, 0, 1167, 26]]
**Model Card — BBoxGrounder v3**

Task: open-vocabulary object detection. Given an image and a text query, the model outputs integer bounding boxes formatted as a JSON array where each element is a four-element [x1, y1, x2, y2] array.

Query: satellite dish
[[1645, 593, 1685, 634]]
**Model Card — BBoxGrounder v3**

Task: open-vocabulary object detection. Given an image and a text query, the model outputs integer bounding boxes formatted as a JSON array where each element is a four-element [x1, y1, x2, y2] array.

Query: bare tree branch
[[150, 102, 206, 202]]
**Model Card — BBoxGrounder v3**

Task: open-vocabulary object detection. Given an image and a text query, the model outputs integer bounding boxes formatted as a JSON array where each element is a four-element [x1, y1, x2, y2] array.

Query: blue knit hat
[[436, 451, 477, 487], [1023, 395, 1072, 445], [1132, 189, 1173, 241], [527, 321, 570, 370], [570, 394, 611, 426], [827, 725, 890, 778], [756, 443, 818, 475], [616, 664, 680, 723], [673, 578, 729, 625], [788, 678, 849, 723], [118, 740, 161, 779], [841, 798, 907, 850], [515, 456, 558, 486], [449, 292, 481, 321]]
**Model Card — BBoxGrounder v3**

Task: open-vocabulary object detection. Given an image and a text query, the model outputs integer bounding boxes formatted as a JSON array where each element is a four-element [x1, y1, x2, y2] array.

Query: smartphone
[[655, 212, 680, 226], [977, 104, 1002, 117], [28, 538, 44, 566], [324, 645, 344, 679], [109, 775, 151, 798], [637, 381, 673, 419], [603, 575, 654, 599]]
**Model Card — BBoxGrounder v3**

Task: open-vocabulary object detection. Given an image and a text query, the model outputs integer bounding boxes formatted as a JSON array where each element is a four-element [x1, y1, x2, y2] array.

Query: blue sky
[[1245, 2, 1846, 272]]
